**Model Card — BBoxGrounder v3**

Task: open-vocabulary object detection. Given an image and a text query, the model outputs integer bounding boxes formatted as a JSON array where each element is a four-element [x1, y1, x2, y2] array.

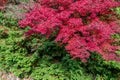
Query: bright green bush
[[0, 12, 120, 80]]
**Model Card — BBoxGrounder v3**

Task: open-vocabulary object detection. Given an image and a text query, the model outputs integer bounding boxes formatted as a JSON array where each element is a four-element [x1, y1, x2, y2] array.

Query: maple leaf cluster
[[19, 0, 120, 62]]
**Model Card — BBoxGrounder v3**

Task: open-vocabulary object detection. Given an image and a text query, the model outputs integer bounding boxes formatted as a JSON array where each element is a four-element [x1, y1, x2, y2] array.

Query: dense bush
[[0, 12, 120, 80], [19, 0, 120, 62]]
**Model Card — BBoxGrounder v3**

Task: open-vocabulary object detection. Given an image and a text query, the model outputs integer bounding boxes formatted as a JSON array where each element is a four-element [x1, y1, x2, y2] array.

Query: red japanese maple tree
[[19, 0, 120, 62]]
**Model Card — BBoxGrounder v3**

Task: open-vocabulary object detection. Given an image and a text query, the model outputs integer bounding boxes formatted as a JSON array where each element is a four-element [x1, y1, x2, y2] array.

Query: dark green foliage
[[0, 12, 120, 80], [82, 52, 120, 80]]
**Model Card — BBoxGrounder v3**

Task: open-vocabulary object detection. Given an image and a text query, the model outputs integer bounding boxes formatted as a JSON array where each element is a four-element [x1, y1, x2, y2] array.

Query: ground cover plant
[[0, 0, 120, 80], [1, 0, 35, 19]]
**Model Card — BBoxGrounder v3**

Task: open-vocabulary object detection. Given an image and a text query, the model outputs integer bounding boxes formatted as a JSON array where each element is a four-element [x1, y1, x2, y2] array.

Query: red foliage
[[19, 0, 120, 62], [0, 0, 7, 10]]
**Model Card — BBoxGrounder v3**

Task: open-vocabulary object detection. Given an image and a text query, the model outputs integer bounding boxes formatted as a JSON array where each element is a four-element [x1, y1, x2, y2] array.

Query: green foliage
[[116, 7, 120, 14], [0, 12, 120, 80], [115, 7, 120, 19], [82, 52, 120, 80], [0, 12, 18, 27]]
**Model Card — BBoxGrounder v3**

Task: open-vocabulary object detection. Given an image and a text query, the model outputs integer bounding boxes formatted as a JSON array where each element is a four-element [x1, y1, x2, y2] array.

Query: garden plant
[[0, 0, 120, 80]]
